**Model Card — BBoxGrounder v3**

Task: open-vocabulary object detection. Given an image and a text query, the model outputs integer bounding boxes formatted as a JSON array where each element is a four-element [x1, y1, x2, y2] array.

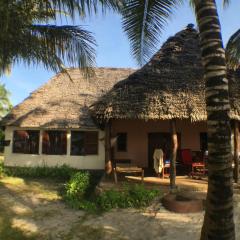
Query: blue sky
[[1, 1, 240, 106]]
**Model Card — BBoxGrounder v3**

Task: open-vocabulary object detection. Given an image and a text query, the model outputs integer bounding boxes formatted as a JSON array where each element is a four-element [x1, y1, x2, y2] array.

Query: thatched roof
[[2, 68, 134, 128], [92, 26, 240, 123]]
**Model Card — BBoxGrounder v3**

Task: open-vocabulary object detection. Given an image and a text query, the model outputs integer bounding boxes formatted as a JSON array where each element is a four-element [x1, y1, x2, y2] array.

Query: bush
[[64, 171, 104, 210], [96, 189, 126, 210], [96, 184, 159, 211], [4, 164, 78, 180], [127, 184, 159, 208], [66, 171, 90, 200], [0, 161, 4, 177], [64, 174, 160, 212]]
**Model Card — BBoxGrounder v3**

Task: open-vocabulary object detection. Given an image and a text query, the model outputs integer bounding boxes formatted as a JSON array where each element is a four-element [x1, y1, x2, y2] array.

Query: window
[[42, 131, 67, 155], [117, 133, 127, 152], [200, 132, 208, 152], [71, 131, 98, 155], [13, 130, 39, 154]]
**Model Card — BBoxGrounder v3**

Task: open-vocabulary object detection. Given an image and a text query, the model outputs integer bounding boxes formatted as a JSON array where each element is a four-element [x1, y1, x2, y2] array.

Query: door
[[148, 133, 171, 170]]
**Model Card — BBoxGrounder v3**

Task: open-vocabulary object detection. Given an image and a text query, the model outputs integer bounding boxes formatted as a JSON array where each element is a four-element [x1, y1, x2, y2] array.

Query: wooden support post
[[233, 120, 239, 183], [141, 169, 144, 184], [105, 121, 112, 175], [170, 119, 178, 190], [113, 168, 118, 184]]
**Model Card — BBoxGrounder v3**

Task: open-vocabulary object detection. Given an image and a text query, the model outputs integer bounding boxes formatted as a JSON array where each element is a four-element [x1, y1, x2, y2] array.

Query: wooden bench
[[113, 160, 144, 184]]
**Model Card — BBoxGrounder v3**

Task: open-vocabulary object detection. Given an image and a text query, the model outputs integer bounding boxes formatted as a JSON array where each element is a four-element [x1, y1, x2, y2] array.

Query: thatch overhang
[[2, 68, 134, 129], [91, 26, 240, 123]]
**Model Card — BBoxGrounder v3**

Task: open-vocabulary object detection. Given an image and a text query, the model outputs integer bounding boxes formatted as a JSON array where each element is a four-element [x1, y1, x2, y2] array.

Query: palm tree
[[121, 0, 235, 239], [0, 0, 121, 75], [0, 84, 11, 118], [0, 84, 11, 152]]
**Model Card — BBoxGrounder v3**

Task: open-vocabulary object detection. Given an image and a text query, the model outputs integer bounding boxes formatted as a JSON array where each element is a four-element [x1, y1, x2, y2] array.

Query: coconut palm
[[121, 0, 235, 239], [226, 29, 240, 69], [0, 84, 11, 118], [0, 0, 121, 75], [0, 83, 11, 152]]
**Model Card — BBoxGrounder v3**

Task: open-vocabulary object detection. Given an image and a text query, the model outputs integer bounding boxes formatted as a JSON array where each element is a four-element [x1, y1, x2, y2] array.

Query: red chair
[[181, 149, 193, 166], [180, 149, 206, 178]]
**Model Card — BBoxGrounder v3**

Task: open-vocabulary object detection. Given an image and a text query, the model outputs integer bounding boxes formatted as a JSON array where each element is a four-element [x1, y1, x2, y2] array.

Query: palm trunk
[[233, 120, 239, 183], [193, 0, 235, 239]]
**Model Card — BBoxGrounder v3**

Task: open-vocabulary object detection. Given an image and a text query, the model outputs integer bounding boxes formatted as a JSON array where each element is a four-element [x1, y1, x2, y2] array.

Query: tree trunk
[[233, 120, 239, 183], [193, 1, 235, 239], [170, 119, 177, 191], [105, 121, 112, 174]]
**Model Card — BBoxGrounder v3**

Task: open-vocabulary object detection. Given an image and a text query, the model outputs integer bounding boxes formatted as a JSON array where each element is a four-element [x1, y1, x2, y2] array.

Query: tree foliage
[[121, 0, 183, 66], [226, 29, 240, 69], [121, 0, 240, 68], [0, 84, 11, 119], [0, 0, 122, 75]]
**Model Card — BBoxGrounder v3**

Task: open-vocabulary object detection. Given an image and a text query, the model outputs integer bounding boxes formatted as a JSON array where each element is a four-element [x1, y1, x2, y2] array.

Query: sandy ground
[[0, 176, 239, 240]]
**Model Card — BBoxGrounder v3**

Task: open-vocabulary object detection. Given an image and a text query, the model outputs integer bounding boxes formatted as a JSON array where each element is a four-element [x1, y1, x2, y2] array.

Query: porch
[[105, 119, 240, 181], [108, 119, 207, 171]]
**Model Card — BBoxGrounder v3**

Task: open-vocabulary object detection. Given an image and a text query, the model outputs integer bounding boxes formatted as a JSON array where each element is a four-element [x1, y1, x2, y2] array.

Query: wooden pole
[[233, 120, 239, 183], [105, 121, 112, 175], [170, 119, 178, 190]]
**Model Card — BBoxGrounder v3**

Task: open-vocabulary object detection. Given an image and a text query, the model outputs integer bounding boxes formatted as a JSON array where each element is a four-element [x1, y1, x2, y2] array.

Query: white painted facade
[[4, 126, 105, 169]]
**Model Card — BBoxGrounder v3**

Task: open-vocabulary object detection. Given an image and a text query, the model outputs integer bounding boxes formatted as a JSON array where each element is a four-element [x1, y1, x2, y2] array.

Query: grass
[[0, 213, 38, 240], [0, 177, 61, 200], [0, 176, 63, 240], [0, 175, 114, 240]]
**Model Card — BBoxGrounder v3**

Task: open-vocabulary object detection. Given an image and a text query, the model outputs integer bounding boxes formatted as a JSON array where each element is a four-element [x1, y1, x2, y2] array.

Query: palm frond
[[223, 0, 231, 8], [0, 24, 96, 76], [121, 0, 183, 66], [0, 0, 122, 76], [188, 0, 195, 9], [30, 25, 96, 75], [33, 0, 123, 18], [0, 84, 12, 117], [226, 29, 240, 69]]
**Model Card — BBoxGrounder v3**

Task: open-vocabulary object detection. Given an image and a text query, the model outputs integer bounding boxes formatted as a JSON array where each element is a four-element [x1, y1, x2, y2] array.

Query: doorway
[[148, 133, 171, 170]]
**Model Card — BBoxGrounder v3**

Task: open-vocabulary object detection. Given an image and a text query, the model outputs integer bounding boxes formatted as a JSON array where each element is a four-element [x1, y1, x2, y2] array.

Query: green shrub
[[64, 175, 160, 212], [0, 161, 4, 177], [96, 184, 159, 211], [66, 171, 90, 200], [4, 164, 77, 180], [129, 184, 159, 207], [64, 171, 104, 211], [96, 189, 126, 210], [66, 198, 98, 212]]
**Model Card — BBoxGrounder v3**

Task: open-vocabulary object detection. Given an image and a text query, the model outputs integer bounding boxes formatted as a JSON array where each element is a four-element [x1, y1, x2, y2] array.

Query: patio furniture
[[180, 149, 206, 178], [162, 159, 170, 178], [113, 159, 144, 184]]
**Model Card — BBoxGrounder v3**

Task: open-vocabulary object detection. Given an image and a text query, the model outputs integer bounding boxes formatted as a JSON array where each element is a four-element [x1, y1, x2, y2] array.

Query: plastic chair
[[181, 149, 206, 178], [181, 149, 193, 166], [162, 159, 170, 178]]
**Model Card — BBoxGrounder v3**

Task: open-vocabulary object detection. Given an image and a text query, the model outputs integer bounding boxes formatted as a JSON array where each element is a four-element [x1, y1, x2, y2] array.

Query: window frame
[[70, 131, 99, 156], [12, 130, 40, 154], [42, 130, 67, 155]]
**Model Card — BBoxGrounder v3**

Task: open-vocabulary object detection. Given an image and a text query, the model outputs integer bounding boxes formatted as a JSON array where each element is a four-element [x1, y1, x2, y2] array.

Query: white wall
[[4, 126, 105, 169]]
